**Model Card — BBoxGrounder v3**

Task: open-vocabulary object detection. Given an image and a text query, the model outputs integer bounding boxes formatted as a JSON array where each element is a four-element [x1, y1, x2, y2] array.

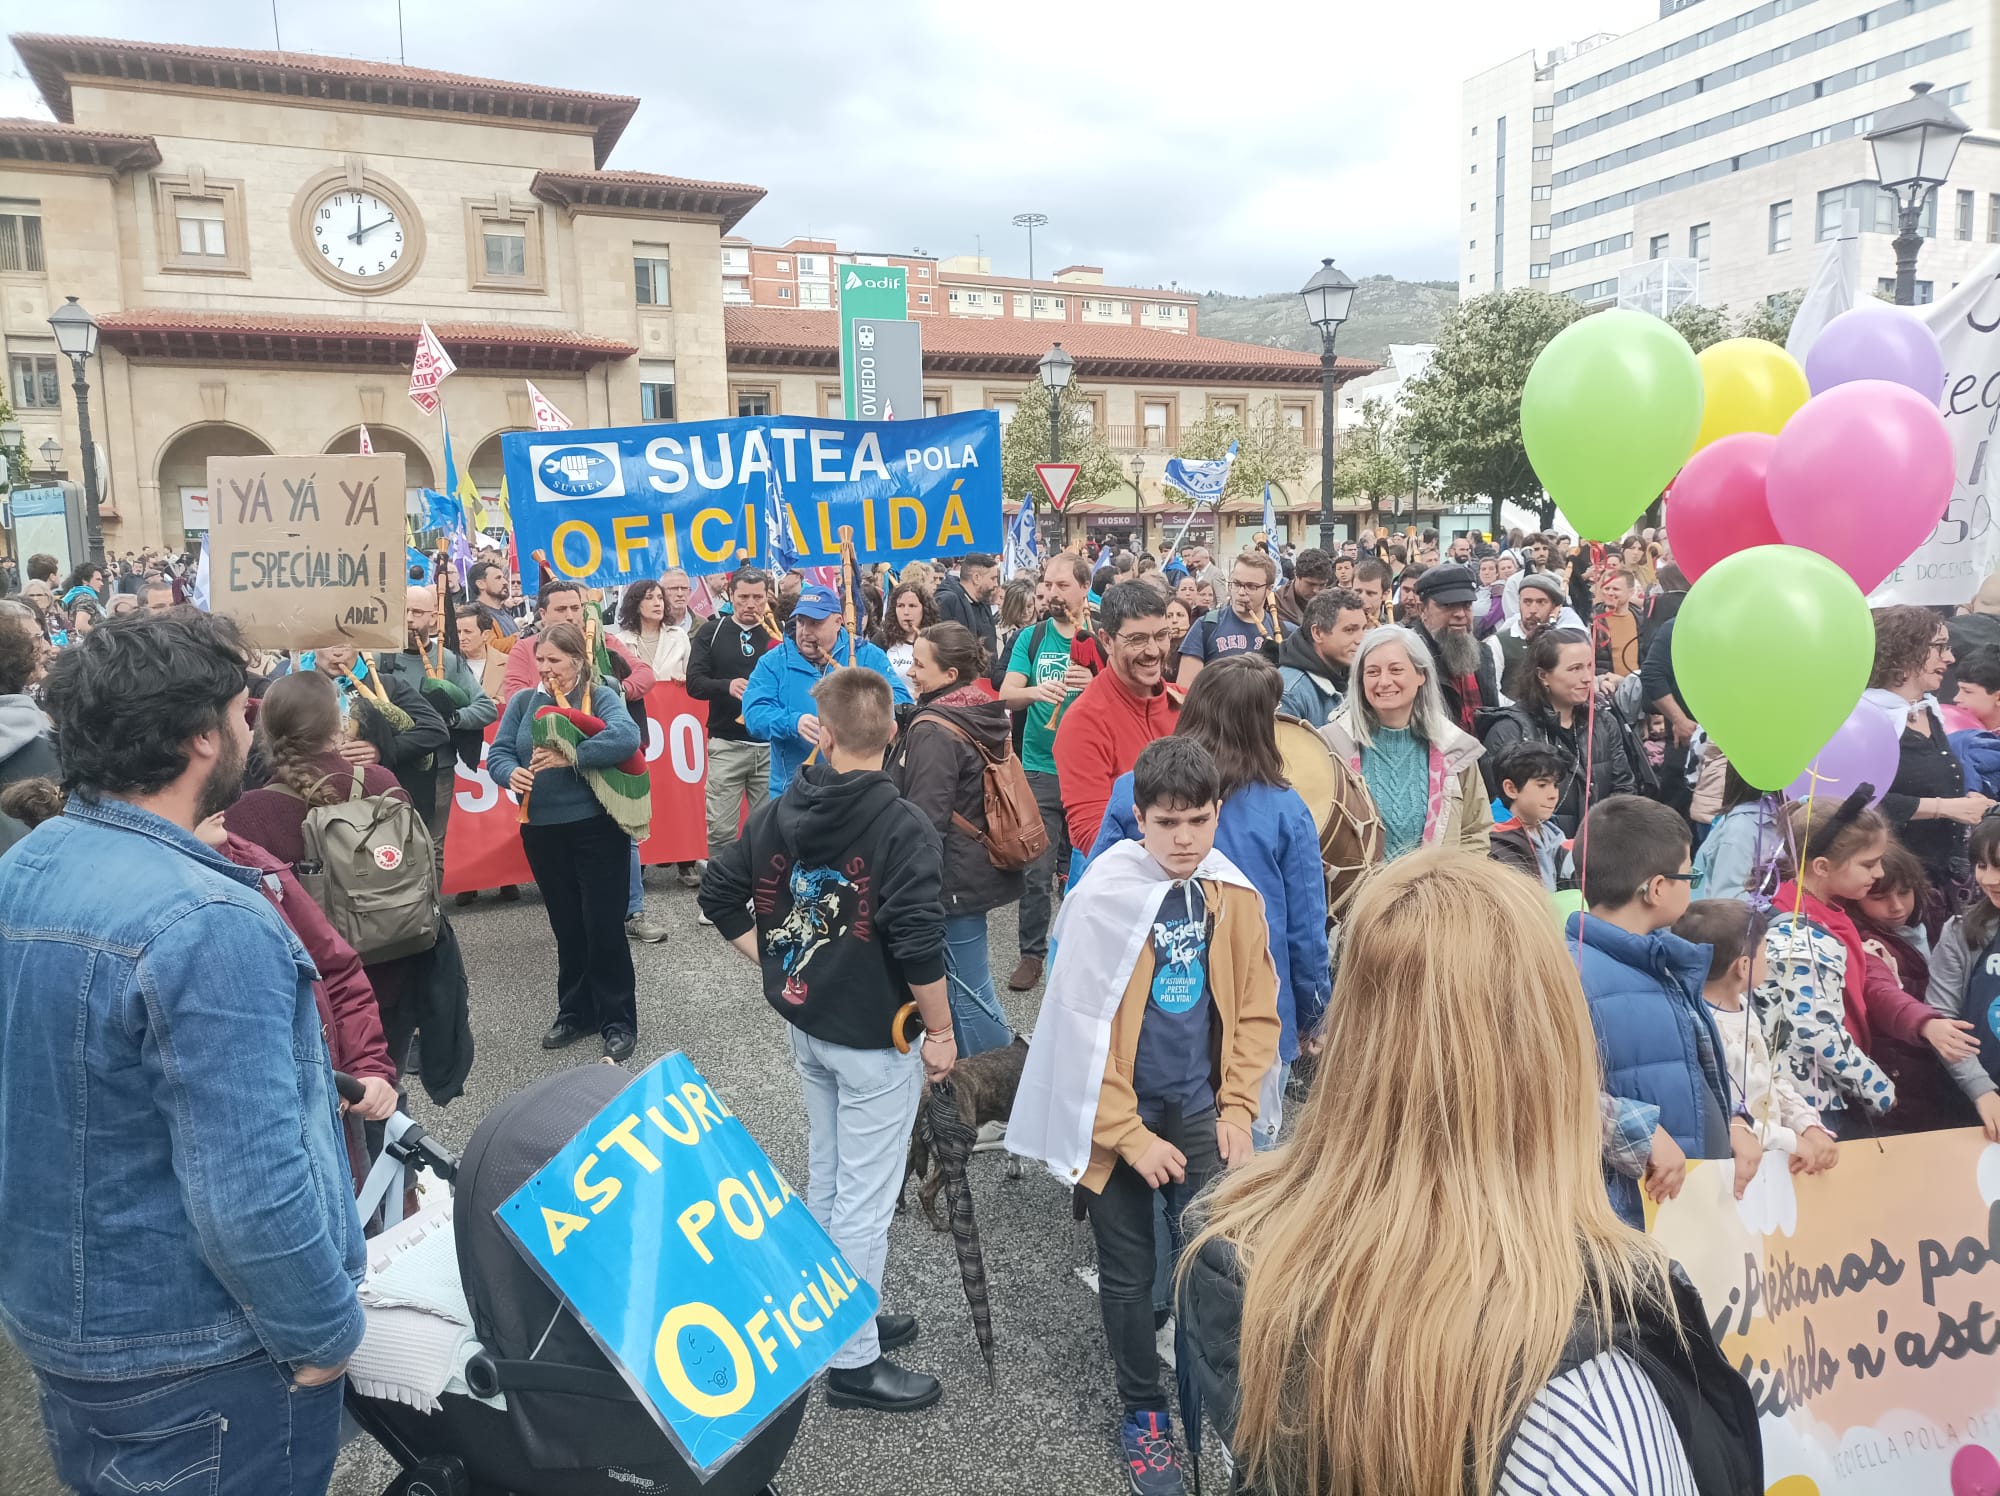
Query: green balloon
[[1521, 309, 1704, 542], [1672, 544, 1873, 790], [1550, 888, 1584, 926]]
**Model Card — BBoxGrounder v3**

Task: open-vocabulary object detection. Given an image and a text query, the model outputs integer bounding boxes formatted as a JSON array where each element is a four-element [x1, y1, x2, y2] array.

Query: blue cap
[[793, 581, 842, 620]]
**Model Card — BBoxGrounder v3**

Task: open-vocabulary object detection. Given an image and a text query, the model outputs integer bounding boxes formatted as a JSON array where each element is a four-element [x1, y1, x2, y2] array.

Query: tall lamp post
[[40, 437, 63, 478], [1406, 437, 1426, 532], [1867, 81, 1970, 306], [1299, 259, 1356, 552], [48, 296, 104, 565], [1038, 340, 1073, 553], [1130, 453, 1146, 552]]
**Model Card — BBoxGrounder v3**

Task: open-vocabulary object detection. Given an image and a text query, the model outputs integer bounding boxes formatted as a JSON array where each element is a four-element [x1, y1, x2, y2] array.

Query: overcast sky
[[4, 0, 1655, 293]]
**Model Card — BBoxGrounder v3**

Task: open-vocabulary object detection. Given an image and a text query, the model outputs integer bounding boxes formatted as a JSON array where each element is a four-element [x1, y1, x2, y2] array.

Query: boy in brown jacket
[[1007, 736, 1279, 1495]]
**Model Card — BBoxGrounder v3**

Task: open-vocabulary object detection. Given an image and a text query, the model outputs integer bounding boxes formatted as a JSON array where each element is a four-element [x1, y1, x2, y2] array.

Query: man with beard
[[468, 559, 520, 639], [1486, 572, 1584, 704], [1278, 586, 1370, 729], [1410, 564, 1498, 735], [1053, 581, 1181, 863], [373, 585, 496, 835], [0, 612, 364, 1493]]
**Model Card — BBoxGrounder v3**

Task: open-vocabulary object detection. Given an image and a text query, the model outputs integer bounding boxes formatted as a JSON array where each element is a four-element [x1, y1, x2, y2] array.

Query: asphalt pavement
[[0, 869, 1153, 1496]]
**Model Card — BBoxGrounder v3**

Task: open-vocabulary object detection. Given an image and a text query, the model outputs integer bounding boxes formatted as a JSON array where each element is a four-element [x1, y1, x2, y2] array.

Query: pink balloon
[[1664, 432, 1781, 582], [1951, 1445, 2000, 1496], [1766, 379, 1955, 593]]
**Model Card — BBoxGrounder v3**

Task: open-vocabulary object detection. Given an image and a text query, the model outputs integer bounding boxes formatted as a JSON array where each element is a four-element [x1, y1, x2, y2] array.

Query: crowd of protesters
[[4, 513, 1996, 1496]]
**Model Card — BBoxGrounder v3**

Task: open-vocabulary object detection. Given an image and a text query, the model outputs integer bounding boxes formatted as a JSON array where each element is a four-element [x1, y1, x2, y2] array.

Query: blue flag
[[765, 466, 802, 577], [1262, 481, 1277, 541], [1163, 439, 1238, 505], [1002, 494, 1041, 580]]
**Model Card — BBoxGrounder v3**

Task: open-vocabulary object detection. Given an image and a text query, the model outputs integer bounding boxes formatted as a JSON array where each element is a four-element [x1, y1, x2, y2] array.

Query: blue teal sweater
[[487, 682, 640, 826]]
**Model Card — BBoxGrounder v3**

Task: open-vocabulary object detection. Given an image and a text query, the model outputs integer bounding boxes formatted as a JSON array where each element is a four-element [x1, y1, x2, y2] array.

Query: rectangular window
[[917, 292, 931, 304], [1689, 222, 1710, 265], [1768, 199, 1792, 253], [10, 353, 58, 410], [1532, 185, 1553, 201], [777, 285, 792, 300], [1469, 239, 1478, 250], [1143, 400, 1170, 442], [1958, 188, 1975, 241], [1032, 296, 1048, 309], [1116, 300, 1130, 313], [640, 361, 677, 421], [0, 211, 45, 272], [797, 255, 823, 275], [634, 253, 671, 306], [1817, 185, 1847, 241], [993, 398, 1017, 425], [483, 224, 527, 278], [1650, 233, 1669, 259], [800, 282, 831, 309], [736, 390, 772, 418], [1529, 262, 1550, 279], [916, 266, 930, 279], [923, 397, 942, 418], [1532, 145, 1554, 161], [1530, 225, 1552, 240], [1471, 163, 1478, 174], [774, 259, 790, 272], [1878, 276, 1934, 304], [175, 198, 228, 257], [967, 292, 982, 305], [1533, 104, 1554, 122], [824, 391, 844, 418]]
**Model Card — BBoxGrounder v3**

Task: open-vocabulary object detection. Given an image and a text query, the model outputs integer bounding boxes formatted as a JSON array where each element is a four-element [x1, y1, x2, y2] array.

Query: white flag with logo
[[357, 424, 374, 456], [1868, 251, 2000, 606], [408, 322, 457, 415], [525, 380, 573, 432]]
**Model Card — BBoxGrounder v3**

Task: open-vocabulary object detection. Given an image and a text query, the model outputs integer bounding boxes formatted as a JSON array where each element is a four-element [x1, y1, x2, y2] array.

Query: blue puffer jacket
[[743, 629, 913, 796], [1088, 774, 1330, 1062], [1566, 912, 1731, 1228], [1948, 727, 2000, 799]]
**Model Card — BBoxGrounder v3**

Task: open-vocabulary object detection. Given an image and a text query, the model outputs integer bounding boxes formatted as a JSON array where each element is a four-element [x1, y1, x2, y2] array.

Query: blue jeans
[[789, 1029, 924, 1369], [944, 912, 1013, 1057], [37, 1352, 344, 1496]]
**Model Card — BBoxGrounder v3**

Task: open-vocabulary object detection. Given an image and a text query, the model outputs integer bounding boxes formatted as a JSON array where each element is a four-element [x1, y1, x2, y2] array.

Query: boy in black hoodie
[[700, 665, 955, 1414]]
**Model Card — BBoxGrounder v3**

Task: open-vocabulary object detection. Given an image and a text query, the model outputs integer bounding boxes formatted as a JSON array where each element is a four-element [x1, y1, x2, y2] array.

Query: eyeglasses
[[1228, 580, 1266, 593], [1114, 628, 1174, 650], [1928, 638, 1953, 655]]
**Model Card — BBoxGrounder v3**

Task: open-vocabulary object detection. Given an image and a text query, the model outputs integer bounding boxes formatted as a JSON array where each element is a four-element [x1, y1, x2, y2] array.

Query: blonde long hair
[[1183, 851, 1672, 1495]]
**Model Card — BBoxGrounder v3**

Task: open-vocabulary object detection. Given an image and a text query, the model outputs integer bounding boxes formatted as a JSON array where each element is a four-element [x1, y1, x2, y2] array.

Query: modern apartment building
[[723, 237, 1201, 333], [1461, 0, 2000, 311]]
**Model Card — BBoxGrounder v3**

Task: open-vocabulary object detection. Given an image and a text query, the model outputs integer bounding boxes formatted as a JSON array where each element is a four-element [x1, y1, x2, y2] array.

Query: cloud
[[12, 0, 1653, 291]]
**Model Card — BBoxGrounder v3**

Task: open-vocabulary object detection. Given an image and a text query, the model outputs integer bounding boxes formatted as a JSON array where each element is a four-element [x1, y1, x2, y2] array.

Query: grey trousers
[[1015, 768, 1071, 959], [705, 737, 771, 858]]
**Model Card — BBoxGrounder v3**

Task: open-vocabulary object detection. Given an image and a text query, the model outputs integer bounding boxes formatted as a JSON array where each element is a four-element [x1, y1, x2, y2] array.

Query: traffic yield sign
[[1034, 462, 1081, 511]]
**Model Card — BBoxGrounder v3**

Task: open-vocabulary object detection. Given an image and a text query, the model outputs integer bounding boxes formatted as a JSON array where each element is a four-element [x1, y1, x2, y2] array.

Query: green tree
[[1398, 288, 1582, 531], [1734, 290, 1803, 345], [1332, 394, 1413, 513], [0, 394, 24, 490], [1170, 398, 1311, 503], [998, 380, 1123, 511], [1665, 301, 1730, 353]]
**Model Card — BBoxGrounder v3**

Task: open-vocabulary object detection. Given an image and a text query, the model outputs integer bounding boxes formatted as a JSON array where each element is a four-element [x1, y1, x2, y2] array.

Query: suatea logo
[[536, 445, 622, 500]]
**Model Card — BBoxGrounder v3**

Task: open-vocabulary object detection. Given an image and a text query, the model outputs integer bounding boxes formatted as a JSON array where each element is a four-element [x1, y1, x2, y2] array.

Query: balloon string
[[1573, 542, 1604, 966]]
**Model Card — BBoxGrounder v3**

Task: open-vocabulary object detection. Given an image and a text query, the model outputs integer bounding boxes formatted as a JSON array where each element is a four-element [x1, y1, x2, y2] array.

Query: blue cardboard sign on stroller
[[496, 1051, 877, 1474]]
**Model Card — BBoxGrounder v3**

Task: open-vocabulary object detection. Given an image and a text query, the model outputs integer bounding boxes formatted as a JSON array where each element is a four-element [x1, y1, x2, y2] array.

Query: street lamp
[[1038, 341, 1073, 551], [48, 296, 105, 564], [40, 437, 63, 476], [1868, 81, 1970, 306], [1300, 258, 1356, 552], [1131, 453, 1146, 551]]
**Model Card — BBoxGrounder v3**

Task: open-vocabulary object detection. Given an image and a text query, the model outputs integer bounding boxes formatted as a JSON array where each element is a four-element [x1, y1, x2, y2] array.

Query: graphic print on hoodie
[[764, 860, 862, 1005]]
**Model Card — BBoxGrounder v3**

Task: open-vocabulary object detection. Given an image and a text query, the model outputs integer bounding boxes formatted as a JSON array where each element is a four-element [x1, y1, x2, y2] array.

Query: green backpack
[[285, 764, 441, 962]]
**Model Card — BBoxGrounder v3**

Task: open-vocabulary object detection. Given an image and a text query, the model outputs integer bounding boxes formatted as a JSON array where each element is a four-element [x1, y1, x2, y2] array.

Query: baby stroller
[[339, 1065, 806, 1496]]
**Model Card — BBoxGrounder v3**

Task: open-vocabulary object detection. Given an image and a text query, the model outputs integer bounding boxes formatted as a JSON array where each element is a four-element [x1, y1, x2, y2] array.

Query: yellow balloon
[[1694, 337, 1810, 452], [1765, 1476, 1822, 1496]]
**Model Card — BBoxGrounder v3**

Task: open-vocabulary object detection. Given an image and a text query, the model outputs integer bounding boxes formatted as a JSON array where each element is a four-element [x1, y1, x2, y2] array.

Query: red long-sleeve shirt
[[1052, 666, 1179, 855], [500, 629, 653, 705]]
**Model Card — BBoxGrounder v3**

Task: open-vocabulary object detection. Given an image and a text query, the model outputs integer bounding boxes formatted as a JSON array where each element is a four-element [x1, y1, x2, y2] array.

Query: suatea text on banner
[[502, 411, 1002, 586]]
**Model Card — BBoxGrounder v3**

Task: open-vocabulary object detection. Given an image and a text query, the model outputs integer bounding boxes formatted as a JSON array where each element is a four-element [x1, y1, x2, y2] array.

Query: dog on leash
[[902, 1036, 1028, 1230]]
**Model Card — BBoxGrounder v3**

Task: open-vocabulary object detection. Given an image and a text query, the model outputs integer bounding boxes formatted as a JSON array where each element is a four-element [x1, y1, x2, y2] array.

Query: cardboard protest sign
[[1648, 1129, 2000, 1493], [502, 411, 1002, 587], [496, 1051, 875, 1475], [205, 454, 406, 649]]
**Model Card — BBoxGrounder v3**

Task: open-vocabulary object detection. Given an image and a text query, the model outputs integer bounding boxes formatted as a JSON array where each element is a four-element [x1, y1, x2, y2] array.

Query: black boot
[[875, 1313, 918, 1353], [825, 1357, 941, 1413]]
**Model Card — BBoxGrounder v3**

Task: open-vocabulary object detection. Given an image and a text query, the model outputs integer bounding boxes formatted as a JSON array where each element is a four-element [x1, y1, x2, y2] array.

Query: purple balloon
[[1803, 302, 1945, 401], [1784, 700, 1899, 805]]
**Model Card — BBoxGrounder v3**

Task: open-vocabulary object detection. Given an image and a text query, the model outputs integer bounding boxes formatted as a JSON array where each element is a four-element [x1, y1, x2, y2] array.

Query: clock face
[[307, 188, 408, 279]]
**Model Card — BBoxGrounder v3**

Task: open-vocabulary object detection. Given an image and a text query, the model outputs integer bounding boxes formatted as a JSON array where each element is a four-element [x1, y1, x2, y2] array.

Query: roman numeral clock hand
[[353, 197, 363, 245]]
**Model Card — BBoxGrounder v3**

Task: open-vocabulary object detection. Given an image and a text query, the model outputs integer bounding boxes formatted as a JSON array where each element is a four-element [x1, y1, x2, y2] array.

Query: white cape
[[1005, 839, 1257, 1184]]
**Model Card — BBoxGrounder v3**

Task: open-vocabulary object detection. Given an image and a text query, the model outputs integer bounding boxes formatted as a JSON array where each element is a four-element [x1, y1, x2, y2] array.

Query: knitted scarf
[[530, 696, 652, 841]]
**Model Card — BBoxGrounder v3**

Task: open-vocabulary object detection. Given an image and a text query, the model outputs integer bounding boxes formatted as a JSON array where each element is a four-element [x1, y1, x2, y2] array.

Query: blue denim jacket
[[0, 796, 366, 1379]]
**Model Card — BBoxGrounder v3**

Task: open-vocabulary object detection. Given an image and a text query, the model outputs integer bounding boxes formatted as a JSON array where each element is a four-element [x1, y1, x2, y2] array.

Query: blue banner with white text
[[502, 411, 1001, 585], [496, 1051, 876, 1474]]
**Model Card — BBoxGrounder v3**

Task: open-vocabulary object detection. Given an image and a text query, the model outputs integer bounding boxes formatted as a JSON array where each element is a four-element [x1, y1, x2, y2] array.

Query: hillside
[[1198, 275, 1459, 367]]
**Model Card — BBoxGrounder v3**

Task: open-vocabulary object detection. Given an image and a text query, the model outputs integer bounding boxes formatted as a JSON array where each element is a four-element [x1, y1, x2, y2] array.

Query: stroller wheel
[[389, 1454, 469, 1496]]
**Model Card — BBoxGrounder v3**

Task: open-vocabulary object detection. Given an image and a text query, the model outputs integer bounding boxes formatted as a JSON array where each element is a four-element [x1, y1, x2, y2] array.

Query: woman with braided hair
[[226, 670, 430, 1072], [488, 622, 646, 1061]]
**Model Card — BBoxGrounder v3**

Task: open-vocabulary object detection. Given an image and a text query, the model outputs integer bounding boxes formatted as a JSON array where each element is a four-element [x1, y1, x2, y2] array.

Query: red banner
[[442, 682, 710, 895]]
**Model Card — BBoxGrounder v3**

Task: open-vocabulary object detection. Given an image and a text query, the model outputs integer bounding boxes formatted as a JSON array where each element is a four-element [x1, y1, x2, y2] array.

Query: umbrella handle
[[891, 1000, 922, 1054]]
